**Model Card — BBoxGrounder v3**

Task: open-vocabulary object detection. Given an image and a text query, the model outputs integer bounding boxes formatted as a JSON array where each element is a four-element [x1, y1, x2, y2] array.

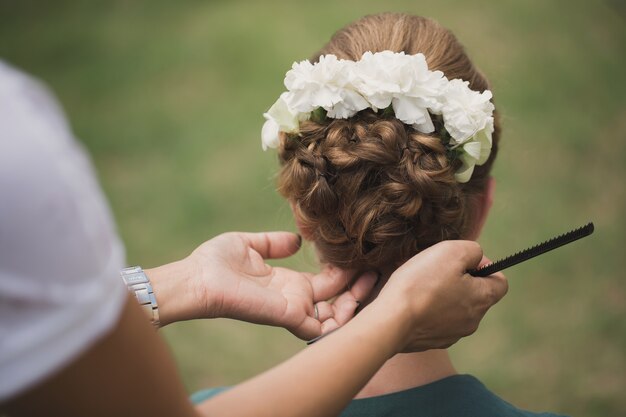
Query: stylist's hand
[[369, 240, 508, 353], [147, 232, 377, 339]]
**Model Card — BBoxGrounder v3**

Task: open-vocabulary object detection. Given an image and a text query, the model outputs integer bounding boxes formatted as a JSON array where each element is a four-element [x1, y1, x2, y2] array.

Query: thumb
[[240, 231, 302, 259], [474, 269, 509, 307]]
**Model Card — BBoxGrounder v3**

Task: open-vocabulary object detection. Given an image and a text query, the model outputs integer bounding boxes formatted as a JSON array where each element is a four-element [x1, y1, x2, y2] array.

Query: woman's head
[[275, 13, 501, 271]]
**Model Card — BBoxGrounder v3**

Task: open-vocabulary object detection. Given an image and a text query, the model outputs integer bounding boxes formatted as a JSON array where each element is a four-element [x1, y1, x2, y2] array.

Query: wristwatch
[[120, 266, 160, 327]]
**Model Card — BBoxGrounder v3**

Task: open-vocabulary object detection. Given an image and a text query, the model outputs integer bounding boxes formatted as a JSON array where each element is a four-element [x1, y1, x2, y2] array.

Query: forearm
[[196, 301, 407, 417]]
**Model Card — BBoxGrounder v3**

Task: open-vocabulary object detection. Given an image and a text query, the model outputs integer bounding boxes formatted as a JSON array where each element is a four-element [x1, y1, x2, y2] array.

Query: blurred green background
[[1, 0, 625, 415]]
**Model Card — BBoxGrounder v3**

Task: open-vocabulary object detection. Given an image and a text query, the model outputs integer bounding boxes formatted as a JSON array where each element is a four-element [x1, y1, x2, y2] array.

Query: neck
[[355, 349, 456, 398], [354, 267, 457, 398]]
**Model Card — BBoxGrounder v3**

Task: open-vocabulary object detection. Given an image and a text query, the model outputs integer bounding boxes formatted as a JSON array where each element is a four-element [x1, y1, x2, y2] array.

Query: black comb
[[468, 222, 594, 277]]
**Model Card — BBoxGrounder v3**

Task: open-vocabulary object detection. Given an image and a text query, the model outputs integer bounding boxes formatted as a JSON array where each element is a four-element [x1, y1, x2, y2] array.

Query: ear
[[469, 176, 495, 240]]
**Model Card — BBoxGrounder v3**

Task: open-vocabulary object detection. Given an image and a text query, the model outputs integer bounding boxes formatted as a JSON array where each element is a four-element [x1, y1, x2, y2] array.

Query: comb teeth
[[469, 222, 594, 277]]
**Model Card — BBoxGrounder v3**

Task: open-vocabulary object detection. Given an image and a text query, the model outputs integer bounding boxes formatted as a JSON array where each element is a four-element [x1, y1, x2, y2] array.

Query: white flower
[[439, 79, 494, 182], [441, 79, 495, 144], [453, 126, 491, 183], [261, 119, 280, 151], [353, 51, 447, 133], [261, 51, 496, 184], [283, 55, 368, 118], [451, 126, 493, 182], [261, 92, 306, 150], [454, 151, 478, 183], [352, 51, 405, 109]]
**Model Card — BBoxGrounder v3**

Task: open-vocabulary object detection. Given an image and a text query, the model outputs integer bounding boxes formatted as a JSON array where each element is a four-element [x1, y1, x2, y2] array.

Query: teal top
[[191, 374, 567, 417]]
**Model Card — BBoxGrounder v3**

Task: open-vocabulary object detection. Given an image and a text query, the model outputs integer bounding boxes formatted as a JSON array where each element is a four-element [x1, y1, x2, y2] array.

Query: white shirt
[[0, 61, 127, 400]]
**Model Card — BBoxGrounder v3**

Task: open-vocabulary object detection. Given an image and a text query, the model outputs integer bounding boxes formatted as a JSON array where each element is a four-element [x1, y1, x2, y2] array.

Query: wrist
[[144, 258, 198, 327], [120, 266, 160, 327], [365, 292, 414, 354], [354, 297, 411, 358]]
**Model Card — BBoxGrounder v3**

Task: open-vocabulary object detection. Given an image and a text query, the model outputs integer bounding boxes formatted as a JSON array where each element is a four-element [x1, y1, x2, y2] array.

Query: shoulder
[[0, 62, 128, 401], [340, 375, 569, 417], [0, 60, 125, 291]]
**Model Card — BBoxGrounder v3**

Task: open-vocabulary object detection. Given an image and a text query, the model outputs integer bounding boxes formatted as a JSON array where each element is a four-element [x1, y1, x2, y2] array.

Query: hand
[[147, 232, 377, 339], [370, 240, 508, 353]]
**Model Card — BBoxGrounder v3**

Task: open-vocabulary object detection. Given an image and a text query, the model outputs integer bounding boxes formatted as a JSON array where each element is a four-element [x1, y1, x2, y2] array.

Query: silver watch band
[[120, 266, 160, 327]]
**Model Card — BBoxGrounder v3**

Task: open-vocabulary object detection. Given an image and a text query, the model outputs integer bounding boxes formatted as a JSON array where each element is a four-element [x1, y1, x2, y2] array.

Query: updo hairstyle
[[277, 13, 501, 271]]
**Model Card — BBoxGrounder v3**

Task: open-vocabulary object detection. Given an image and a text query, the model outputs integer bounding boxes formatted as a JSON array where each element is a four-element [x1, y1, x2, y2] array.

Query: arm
[[197, 293, 406, 417], [147, 232, 377, 339], [196, 240, 508, 417], [2, 240, 506, 417]]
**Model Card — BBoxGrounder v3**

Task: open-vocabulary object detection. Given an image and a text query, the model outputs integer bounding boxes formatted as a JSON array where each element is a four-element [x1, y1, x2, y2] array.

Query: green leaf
[[310, 107, 327, 123]]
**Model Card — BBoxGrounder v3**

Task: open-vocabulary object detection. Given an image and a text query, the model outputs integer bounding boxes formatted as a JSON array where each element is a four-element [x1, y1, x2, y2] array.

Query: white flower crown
[[261, 51, 495, 183]]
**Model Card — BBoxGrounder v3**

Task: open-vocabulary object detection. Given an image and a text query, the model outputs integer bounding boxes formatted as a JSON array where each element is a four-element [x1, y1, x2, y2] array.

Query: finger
[[478, 255, 493, 268], [332, 296, 359, 326], [241, 231, 301, 259], [349, 271, 378, 301], [456, 240, 484, 269], [477, 270, 509, 305], [314, 301, 334, 322], [404, 240, 483, 274], [294, 316, 323, 340], [310, 265, 356, 301], [488, 271, 509, 302], [320, 318, 341, 334], [330, 272, 377, 325]]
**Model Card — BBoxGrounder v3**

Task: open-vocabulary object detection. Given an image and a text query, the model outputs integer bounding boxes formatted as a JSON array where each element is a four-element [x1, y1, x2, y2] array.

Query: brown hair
[[277, 13, 501, 271]]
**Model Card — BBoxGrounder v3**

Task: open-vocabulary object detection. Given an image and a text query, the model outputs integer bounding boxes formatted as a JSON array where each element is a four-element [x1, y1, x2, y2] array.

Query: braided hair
[[277, 13, 501, 270]]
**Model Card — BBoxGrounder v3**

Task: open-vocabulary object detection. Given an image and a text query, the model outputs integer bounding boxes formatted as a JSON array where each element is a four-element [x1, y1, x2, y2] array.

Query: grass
[[1, 0, 625, 415]]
